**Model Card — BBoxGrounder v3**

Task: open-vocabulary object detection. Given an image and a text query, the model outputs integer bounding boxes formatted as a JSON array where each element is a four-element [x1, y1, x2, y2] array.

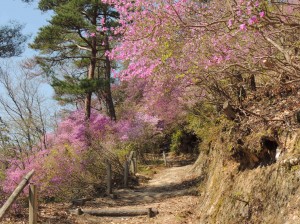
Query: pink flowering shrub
[[47, 110, 112, 148], [1, 110, 112, 198], [1, 108, 164, 199]]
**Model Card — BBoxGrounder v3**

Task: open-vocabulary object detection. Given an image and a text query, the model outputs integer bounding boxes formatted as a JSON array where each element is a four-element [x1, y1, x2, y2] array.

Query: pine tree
[[0, 23, 27, 58], [31, 0, 118, 120]]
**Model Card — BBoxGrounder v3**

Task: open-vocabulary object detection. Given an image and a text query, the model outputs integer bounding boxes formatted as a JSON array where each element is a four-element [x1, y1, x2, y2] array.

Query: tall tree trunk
[[85, 92, 92, 121], [103, 13, 116, 121], [85, 7, 98, 121], [85, 45, 97, 145], [104, 42, 116, 120], [85, 57, 96, 121], [85, 8, 116, 121]]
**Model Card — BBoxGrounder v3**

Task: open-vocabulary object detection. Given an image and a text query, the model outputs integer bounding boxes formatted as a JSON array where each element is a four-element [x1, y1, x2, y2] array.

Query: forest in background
[[0, 0, 299, 212]]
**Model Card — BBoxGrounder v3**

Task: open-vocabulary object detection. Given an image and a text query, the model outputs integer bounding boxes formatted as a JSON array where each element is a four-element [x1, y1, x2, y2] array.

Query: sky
[[0, 0, 55, 101], [0, 0, 52, 57]]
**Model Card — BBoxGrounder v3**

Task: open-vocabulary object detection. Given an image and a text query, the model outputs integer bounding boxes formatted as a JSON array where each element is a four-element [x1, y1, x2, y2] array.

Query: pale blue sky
[[0, 0, 52, 57], [0, 0, 55, 100]]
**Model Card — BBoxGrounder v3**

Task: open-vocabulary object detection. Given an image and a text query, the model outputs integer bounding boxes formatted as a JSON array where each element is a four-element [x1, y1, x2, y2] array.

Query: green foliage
[[169, 127, 199, 155], [31, 0, 119, 119], [0, 169, 5, 181], [52, 76, 107, 103], [52, 77, 102, 94], [170, 129, 184, 155], [0, 22, 28, 58], [114, 142, 135, 162], [290, 165, 300, 172], [39, 144, 112, 200], [137, 165, 157, 177], [160, 41, 173, 63], [186, 102, 234, 152]]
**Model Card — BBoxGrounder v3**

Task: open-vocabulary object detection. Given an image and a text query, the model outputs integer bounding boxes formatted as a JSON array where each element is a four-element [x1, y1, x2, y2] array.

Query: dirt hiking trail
[[71, 163, 200, 224], [2, 157, 201, 224], [36, 160, 201, 224]]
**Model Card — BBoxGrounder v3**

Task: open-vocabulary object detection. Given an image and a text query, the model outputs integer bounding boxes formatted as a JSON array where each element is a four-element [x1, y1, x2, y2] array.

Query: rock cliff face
[[192, 129, 300, 224]]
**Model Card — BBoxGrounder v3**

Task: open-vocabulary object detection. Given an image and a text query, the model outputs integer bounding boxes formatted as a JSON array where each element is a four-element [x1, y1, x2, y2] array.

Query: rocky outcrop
[[192, 130, 300, 224]]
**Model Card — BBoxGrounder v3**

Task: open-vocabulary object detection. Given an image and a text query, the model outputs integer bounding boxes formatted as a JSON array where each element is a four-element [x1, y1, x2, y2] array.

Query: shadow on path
[[85, 164, 202, 208]]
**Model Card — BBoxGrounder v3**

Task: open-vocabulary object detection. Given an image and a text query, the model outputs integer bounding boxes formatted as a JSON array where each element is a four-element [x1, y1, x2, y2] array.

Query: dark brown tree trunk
[[85, 8, 98, 121], [103, 13, 116, 121], [104, 53, 116, 121], [84, 62, 94, 145], [85, 56, 96, 121], [85, 92, 92, 121], [85, 8, 116, 121]]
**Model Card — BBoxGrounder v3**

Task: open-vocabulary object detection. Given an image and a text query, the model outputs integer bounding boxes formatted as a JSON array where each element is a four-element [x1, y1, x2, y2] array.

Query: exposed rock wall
[[192, 130, 300, 224]]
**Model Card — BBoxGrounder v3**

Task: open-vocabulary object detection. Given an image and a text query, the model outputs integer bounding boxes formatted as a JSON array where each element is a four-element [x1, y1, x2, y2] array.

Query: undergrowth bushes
[[185, 103, 235, 153], [0, 109, 163, 201], [1, 103, 221, 201]]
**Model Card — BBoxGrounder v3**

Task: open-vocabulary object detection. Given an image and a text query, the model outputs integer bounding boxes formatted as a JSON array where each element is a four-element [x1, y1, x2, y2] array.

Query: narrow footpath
[[37, 160, 201, 224], [75, 164, 200, 224]]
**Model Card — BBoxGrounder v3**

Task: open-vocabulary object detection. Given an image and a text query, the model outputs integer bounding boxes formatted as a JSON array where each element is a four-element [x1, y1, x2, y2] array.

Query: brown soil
[[72, 163, 200, 224], [1, 156, 200, 224]]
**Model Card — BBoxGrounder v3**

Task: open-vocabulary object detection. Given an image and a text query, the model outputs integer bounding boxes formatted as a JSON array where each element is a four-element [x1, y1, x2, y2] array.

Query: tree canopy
[[31, 0, 119, 120], [0, 23, 28, 58]]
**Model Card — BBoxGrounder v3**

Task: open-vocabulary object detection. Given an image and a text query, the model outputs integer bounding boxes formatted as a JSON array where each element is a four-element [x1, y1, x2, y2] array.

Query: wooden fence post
[[124, 160, 129, 188], [128, 151, 137, 175], [106, 161, 112, 195], [133, 151, 137, 174], [130, 160, 134, 174], [163, 151, 167, 166], [0, 170, 35, 221], [128, 151, 134, 161], [132, 158, 137, 174], [29, 185, 38, 224]]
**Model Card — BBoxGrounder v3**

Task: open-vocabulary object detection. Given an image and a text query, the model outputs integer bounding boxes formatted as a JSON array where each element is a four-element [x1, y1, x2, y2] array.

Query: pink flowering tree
[[104, 0, 299, 114]]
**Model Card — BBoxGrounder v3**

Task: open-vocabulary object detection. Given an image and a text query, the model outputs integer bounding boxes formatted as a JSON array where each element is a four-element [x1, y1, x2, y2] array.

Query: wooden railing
[[0, 170, 38, 224], [106, 151, 138, 195], [124, 150, 137, 188], [76, 151, 159, 218]]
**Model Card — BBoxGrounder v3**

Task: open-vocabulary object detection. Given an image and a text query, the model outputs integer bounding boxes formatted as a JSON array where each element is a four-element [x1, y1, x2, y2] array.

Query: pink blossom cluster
[[48, 110, 111, 148], [103, 0, 196, 79], [2, 110, 112, 195], [100, 0, 273, 79], [229, 0, 265, 31], [1, 109, 165, 196]]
